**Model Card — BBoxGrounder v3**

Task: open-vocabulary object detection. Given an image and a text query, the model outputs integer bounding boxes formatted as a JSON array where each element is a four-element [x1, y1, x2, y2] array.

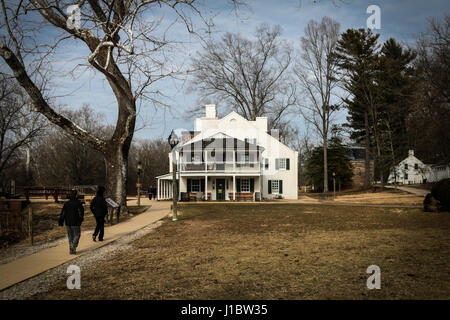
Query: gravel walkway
[[0, 220, 164, 300]]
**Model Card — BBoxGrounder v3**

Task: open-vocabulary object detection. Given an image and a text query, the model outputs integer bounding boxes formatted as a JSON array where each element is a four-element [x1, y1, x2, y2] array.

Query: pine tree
[[378, 38, 416, 180], [333, 28, 381, 188], [306, 137, 353, 192]]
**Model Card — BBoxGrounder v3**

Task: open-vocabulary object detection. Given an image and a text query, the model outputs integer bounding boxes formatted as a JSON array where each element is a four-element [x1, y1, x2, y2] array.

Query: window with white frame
[[271, 180, 279, 194], [240, 179, 250, 193], [279, 158, 287, 170], [191, 179, 200, 192]]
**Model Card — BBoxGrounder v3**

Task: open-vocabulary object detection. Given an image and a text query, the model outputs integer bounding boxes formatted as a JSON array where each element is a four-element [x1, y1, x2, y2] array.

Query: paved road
[[0, 199, 170, 291], [385, 185, 429, 197]]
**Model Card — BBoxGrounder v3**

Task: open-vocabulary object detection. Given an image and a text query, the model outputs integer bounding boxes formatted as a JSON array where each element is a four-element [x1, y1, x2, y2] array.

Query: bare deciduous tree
[[127, 138, 171, 193], [0, 75, 46, 189], [294, 16, 341, 193], [189, 23, 296, 131], [0, 0, 239, 209], [32, 104, 109, 187], [409, 15, 450, 163]]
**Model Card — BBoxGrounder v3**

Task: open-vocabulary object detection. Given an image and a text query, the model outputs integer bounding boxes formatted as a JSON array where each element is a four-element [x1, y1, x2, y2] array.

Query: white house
[[387, 150, 434, 184], [156, 104, 298, 201], [388, 150, 450, 184]]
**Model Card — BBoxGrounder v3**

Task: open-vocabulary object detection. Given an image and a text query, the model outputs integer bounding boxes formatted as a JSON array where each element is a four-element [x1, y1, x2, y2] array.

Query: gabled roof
[[181, 109, 295, 155]]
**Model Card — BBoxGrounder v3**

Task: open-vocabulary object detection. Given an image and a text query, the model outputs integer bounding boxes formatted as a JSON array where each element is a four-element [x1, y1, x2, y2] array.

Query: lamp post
[[137, 161, 142, 206], [333, 172, 336, 200], [168, 130, 179, 222]]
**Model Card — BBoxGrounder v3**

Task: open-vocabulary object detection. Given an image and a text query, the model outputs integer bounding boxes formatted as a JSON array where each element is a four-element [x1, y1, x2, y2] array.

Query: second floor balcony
[[180, 161, 261, 173], [175, 135, 265, 174]]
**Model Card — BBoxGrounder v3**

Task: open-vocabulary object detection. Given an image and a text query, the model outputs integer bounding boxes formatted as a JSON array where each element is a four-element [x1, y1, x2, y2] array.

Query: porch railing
[[180, 161, 260, 173]]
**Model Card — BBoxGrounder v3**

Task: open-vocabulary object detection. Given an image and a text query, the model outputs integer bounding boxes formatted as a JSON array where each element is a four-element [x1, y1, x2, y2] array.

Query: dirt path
[[385, 185, 429, 197], [0, 200, 170, 291]]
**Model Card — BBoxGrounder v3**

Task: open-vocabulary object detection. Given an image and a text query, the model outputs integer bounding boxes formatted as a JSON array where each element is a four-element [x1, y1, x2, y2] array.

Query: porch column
[[164, 181, 166, 200], [233, 175, 236, 201], [163, 181, 166, 200], [260, 176, 263, 201], [205, 150, 208, 173], [205, 175, 208, 200], [178, 156, 181, 201], [158, 179, 161, 200]]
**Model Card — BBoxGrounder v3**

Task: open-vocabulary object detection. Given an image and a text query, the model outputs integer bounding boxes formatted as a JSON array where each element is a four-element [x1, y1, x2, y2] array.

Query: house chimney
[[205, 104, 216, 118], [409, 150, 414, 157]]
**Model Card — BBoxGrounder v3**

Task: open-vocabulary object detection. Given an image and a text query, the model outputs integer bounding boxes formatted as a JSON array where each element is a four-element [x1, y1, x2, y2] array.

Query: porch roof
[[155, 173, 174, 180]]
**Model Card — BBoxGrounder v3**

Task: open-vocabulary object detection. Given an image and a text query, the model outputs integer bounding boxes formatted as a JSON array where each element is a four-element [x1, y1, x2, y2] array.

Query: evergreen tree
[[306, 137, 353, 192], [378, 39, 416, 180], [333, 28, 381, 187]]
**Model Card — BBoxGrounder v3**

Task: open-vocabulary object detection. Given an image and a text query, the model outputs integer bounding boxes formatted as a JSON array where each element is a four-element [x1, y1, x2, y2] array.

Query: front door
[[216, 179, 225, 200]]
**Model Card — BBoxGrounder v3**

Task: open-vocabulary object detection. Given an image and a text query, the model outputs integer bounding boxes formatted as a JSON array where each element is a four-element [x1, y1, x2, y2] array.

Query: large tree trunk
[[105, 145, 129, 213], [0, 46, 136, 210], [103, 96, 136, 212]]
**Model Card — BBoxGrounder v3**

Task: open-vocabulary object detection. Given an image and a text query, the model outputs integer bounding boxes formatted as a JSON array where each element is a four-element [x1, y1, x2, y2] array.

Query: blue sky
[[15, 0, 450, 143]]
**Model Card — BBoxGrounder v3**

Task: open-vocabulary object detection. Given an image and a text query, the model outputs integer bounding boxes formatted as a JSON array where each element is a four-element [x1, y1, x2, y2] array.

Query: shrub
[[431, 178, 450, 211], [424, 193, 439, 212]]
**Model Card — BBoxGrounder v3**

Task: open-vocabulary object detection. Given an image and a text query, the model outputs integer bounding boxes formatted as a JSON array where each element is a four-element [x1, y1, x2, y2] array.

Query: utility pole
[[168, 130, 179, 222], [333, 172, 336, 200], [137, 161, 142, 206]]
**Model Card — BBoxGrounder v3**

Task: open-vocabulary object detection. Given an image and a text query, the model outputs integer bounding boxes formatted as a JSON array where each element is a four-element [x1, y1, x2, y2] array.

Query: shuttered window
[[275, 158, 290, 170], [238, 178, 254, 193], [268, 179, 283, 194], [241, 179, 250, 193], [271, 180, 279, 194]]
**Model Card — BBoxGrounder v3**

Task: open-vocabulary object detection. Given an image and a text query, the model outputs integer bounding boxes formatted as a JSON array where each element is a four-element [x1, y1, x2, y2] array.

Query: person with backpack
[[59, 189, 84, 254], [90, 185, 108, 242]]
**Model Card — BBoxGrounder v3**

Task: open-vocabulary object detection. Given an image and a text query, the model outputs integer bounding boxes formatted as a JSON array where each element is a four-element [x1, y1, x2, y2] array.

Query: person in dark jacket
[[148, 186, 153, 200], [152, 186, 157, 201], [90, 185, 108, 242], [59, 189, 84, 254]]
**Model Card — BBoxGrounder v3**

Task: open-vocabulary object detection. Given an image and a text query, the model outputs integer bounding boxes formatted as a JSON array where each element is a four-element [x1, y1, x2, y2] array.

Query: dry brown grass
[[304, 189, 423, 206], [32, 203, 450, 300], [333, 192, 423, 205]]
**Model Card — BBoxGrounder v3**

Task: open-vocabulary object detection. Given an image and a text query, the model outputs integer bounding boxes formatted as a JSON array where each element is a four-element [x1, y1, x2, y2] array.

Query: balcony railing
[[180, 161, 260, 173]]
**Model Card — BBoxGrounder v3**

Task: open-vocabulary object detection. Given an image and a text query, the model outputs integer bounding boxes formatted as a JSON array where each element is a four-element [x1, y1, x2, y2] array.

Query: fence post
[[28, 206, 33, 246]]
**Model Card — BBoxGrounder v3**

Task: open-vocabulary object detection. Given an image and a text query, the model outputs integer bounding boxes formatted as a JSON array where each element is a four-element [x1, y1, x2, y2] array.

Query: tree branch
[[0, 44, 107, 152]]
